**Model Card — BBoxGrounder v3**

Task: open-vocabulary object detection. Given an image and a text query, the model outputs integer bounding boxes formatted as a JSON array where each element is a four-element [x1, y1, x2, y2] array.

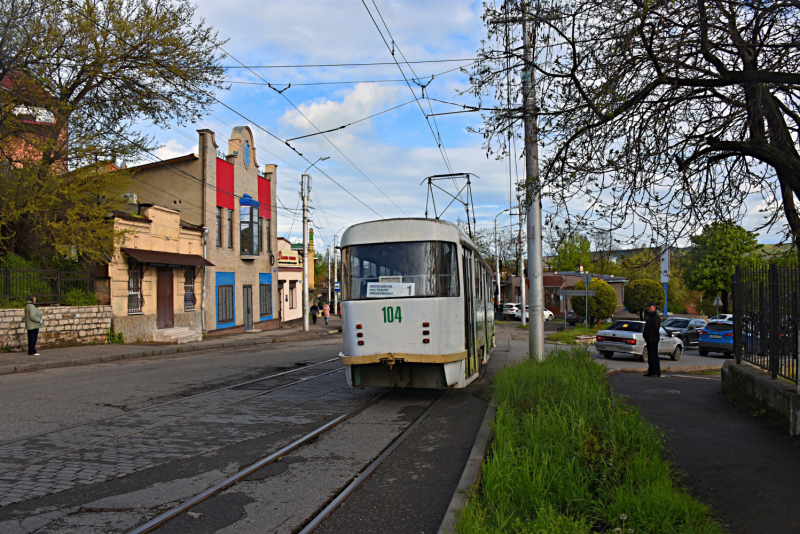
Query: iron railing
[[733, 264, 799, 384], [0, 267, 95, 306]]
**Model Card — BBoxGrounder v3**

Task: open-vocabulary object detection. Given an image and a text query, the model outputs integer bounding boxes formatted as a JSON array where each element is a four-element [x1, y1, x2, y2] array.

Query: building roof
[[122, 248, 214, 267], [126, 154, 198, 172]]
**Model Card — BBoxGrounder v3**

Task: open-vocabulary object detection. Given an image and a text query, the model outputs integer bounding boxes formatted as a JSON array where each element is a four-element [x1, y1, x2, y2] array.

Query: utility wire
[[223, 58, 475, 68], [220, 45, 406, 217], [225, 65, 464, 87]]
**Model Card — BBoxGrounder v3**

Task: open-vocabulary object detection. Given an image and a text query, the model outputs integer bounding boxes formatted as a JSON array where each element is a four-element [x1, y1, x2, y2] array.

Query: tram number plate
[[382, 306, 403, 323]]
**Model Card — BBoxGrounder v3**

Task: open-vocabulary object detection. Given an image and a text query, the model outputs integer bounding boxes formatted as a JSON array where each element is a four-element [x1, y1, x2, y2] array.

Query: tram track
[[123, 389, 448, 534], [0, 357, 339, 448]]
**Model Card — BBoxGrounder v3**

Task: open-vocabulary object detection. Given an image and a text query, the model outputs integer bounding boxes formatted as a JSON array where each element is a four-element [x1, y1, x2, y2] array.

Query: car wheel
[[671, 345, 682, 361], [602, 351, 614, 359], [724, 352, 733, 358], [699, 348, 709, 356], [637, 351, 646, 362]]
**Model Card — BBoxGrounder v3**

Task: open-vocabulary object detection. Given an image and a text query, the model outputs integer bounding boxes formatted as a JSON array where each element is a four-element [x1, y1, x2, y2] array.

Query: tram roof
[[340, 218, 478, 250]]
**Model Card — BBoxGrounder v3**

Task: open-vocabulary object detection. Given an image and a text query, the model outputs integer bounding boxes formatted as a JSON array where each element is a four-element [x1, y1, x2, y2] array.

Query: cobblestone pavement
[[0, 361, 374, 507]]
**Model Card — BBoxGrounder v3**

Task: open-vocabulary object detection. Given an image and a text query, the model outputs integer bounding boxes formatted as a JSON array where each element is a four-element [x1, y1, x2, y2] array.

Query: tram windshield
[[342, 241, 460, 300]]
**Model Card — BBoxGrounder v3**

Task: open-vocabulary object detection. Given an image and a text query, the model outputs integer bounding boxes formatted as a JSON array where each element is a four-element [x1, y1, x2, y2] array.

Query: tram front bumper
[[338, 351, 467, 365]]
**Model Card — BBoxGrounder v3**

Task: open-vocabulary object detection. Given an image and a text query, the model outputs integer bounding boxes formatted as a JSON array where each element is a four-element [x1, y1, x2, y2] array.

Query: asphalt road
[[0, 331, 501, 534]]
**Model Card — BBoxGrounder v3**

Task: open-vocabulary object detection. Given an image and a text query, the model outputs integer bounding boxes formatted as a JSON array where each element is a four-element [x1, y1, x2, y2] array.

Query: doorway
[[243, 285, 254, 331], [157, 268, 174, 329]]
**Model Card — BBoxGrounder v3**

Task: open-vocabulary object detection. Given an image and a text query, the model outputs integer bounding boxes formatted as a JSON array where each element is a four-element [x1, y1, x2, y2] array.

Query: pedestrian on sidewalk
[[310, 302, 319, 325], [24, 295, 43, 356], [642, 301, 661, 377], [323, 302, 330, 325]]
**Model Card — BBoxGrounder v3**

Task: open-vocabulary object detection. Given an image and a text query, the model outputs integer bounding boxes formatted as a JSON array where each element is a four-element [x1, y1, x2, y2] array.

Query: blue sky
[[138, 0, 786, 252]]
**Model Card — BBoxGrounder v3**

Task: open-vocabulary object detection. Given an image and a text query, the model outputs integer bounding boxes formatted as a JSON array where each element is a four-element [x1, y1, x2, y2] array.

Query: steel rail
[[0, 357, 339, 447], [126, 390, 390, 534], [0, 367, 345, 475], [297, 391, 448, 534]]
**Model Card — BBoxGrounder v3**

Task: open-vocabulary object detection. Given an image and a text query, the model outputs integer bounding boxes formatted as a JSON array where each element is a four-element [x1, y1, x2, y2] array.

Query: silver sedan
[[594, 320, 684, 361]]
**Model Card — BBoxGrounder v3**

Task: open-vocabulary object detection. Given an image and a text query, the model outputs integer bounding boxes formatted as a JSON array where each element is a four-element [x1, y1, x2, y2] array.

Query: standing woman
[[25, 295, 43, 356], [322, 302, 330, 325]]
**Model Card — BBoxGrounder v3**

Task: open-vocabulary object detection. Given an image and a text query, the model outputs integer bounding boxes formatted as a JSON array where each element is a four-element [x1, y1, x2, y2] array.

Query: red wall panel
[[258, 177, 271, 219], [216, 159, 235, 210]]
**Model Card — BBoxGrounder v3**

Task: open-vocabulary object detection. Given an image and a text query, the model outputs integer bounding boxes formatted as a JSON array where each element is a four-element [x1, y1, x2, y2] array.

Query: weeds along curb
[[603, 364, 723, 379], [437, 400, 497, 534], [0, 330, 341, 375]]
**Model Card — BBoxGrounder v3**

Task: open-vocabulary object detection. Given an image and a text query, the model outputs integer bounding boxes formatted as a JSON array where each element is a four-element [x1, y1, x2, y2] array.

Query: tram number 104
[[381, 306, 403, 324]]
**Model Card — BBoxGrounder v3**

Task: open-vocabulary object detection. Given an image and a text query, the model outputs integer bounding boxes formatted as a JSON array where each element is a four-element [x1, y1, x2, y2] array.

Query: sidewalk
[[0, 317, 342, 375], [610, 372, 800, 533]]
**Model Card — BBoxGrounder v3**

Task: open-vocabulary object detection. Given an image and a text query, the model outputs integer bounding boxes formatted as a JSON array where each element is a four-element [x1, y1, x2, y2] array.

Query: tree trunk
[[721, 290, 730, 314]]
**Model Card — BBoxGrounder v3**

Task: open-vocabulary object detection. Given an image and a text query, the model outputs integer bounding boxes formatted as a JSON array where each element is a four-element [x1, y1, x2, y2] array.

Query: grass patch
[[546, 322, 613, 344], [455, 348, 724, 534]]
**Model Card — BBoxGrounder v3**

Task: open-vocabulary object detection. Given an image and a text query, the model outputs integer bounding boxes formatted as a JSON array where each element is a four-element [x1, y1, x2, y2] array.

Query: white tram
[[338, 218, 495, 388]]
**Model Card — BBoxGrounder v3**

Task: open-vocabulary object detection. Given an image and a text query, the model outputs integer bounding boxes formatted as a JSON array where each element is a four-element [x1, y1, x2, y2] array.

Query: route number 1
[[382, 306, 402, 323]]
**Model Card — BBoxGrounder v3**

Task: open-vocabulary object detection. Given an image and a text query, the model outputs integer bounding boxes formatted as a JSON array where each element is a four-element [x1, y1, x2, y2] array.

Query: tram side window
[[438, 242, 459, 297]]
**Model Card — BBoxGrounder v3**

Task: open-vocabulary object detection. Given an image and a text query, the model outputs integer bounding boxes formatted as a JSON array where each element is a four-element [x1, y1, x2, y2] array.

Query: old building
[[109, 205, 212, 342], [121, 126, 279, 335], [277, 238, 304, 325]]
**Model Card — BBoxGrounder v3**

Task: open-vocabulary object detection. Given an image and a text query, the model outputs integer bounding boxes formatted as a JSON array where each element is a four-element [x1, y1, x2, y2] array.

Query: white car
[[501, 303, 520, 320], [594, 320, 684, 361], [513, 305, 554, 322], [708, 314, 733, 322]]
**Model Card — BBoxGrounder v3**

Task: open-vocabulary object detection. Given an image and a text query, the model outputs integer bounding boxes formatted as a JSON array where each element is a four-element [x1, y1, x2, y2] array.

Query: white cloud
[[153, 139, 197, 161]]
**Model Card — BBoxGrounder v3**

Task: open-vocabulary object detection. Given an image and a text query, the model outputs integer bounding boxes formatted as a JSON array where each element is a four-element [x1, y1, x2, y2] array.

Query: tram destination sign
[[366, 282, 415, 298], [558, 289, 596, 297]]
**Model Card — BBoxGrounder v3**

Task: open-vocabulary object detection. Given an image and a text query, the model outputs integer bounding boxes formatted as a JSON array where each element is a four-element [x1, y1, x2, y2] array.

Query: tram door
[[462, 249, 478, 376]]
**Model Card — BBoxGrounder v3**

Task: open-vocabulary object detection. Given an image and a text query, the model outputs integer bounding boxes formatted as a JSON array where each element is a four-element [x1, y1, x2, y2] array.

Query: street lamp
[[494, 207, 518, 315], [301, 157, 329, 332]]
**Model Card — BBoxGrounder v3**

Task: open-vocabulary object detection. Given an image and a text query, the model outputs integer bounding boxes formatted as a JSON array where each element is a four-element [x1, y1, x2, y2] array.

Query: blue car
[[698, 321, 734, 356]]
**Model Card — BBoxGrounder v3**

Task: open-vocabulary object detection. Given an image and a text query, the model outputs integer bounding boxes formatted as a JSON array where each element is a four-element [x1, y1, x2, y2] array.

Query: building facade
[[109, 205, 212, 342], [277, 238, 304, 325], [123, 126, 279, 335]]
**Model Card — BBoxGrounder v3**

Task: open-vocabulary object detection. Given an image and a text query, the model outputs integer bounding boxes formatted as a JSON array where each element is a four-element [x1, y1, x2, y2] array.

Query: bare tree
[[466, 0, 800, 259]]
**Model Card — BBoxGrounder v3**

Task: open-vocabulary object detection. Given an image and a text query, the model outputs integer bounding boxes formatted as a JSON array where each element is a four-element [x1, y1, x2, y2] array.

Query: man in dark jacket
[[642, 302, 662, 377]]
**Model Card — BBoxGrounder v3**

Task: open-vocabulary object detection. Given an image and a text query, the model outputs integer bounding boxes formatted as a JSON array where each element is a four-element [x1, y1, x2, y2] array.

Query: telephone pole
[[327, 246, 332, 304], [301, 174, 310, 332], [523, 2, 544, 359], [518, 196, 526, 326], [333, 234, 339, 314]]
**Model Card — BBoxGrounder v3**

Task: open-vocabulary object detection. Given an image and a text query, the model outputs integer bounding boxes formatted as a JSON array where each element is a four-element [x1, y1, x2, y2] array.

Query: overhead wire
[[222, 58, 475, 69]]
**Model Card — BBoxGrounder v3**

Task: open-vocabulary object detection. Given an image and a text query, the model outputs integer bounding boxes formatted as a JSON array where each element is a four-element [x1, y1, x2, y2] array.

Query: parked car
[[698, 321, 734, 356], [594, 320, 684, 361], [566, 310, 584, 325], [661, 317, 707, 348], [501, 303, 520, 320], [708, 314, 733, 322], [513, 305, 555, 321]]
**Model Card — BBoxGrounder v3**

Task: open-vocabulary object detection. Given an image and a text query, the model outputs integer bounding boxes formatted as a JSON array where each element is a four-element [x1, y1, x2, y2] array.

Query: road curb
[[437, 400, 496, 534], [0, 330, 340, 376], [603, 364, 723, 379]]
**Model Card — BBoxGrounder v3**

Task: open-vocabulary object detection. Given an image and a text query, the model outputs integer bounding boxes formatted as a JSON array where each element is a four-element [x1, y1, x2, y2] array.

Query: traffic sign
[[559, 289, 596, 297], [712, 295, 722, 306], [334, 282, 340, 293]]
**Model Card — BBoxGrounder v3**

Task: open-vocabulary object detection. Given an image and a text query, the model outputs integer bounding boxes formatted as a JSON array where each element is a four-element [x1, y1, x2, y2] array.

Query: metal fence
[[0, 267, 95, 305], [733, 264, 799, 384]]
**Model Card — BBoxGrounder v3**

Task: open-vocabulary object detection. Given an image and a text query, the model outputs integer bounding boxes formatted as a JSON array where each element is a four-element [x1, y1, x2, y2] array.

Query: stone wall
[[112, 310, 202, 343], [0, 305, 111, 350]]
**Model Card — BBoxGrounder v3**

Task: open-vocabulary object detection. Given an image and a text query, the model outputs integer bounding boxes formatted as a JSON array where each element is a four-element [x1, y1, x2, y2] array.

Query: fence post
[[733, 266, 742, 365], [3, 267, 8, 299], [56, 268, 61, 305], [769, 263, 779, 379]]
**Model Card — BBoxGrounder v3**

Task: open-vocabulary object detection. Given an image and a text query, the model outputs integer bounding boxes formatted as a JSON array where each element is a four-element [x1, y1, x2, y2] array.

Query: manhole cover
[[644, 388, 681, 395]]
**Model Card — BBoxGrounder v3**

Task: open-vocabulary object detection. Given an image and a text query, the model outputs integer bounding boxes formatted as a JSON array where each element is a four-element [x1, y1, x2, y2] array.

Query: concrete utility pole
[[327, 246, 332, 304], [522, 3, 544, 360], [302, 174, 310, 332], [333, 234, 339, 315], [518, 197, 526, 327]]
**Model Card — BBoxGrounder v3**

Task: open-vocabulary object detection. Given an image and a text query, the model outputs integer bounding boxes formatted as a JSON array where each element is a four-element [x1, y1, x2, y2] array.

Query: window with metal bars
[[218, 284, 234, 323], [289, 282, 296, 309], [216, 207, 222, 247], [128, 259, 143, 314], [259, 283, 272, 316], [184, 266, 196, 311]]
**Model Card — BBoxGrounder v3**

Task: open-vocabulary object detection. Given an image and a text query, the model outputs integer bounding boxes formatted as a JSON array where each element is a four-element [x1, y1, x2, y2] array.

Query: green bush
[[106, 328, 124, 344], [455, 349, 724, 534], [61, 288, 98, 307], [623, 279, 665, 319], [570, 279, 617, 324], [0, 298, 26, 309]]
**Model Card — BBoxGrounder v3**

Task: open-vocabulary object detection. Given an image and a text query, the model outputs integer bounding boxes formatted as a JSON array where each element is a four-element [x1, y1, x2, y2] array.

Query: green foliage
[[455, 349, 724, 534], [551, 234, 594, 273], [570, 279, 617, 323], [60, 288, 97, 307], [0, 298, 24, 309], [684, 223, 760, 313], [624, 279, 666, 320], [106, 328, 124, 345]]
